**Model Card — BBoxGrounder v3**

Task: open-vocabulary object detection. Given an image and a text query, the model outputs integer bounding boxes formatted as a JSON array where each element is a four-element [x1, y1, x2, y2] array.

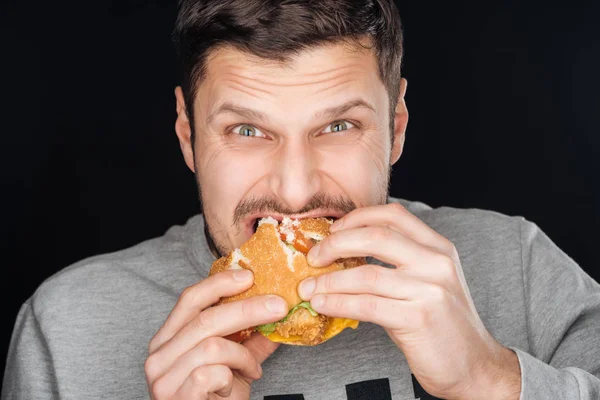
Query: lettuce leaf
[[256, 301, 319, 336], [289, 301, 318, 317], [257, 323, 277, 335]]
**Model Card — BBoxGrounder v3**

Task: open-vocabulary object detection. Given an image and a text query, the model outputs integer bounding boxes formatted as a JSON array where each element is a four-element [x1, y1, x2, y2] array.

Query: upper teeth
[[257, 216, 279, 227]]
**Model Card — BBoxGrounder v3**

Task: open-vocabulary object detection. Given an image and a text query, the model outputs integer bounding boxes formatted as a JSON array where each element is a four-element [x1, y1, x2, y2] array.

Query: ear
[[174, 86, 195, 172], [390, 78, 409, 166]]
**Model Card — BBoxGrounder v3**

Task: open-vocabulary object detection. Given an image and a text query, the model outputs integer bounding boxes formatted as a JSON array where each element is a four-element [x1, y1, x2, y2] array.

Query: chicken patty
[[275, 307, 329, 345]]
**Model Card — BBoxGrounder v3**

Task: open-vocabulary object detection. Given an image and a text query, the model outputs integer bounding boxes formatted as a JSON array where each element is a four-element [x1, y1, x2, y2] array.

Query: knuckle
[[192, 307, 214, 330], [427, 284, 448, 304], [440, 267, 457, 287], [191, 367, 210, 387], [144, 354, 160, 381], [433, 254, 456, 283], [360, 265, 381, 290], [359, 295, 378, 316], [325, 294, 339, 311], [150, 377, 169, 399], [439, 254, 456, 269], [241, 297, 257, 319], [369, 226, 392, 243], [199, 336, 225, 356], [179, 285, 199, 308], [322, 272, 336, 292], [445, 242, 458, 258], [387, 202, 406, 216]]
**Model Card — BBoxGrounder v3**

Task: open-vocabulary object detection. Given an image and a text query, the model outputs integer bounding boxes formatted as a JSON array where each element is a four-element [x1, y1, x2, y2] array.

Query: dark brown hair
[[172, 0, 404, 143]]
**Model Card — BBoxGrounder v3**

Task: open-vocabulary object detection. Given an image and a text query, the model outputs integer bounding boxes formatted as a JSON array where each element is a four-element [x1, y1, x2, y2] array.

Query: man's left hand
[[298, 203, 521, 400]]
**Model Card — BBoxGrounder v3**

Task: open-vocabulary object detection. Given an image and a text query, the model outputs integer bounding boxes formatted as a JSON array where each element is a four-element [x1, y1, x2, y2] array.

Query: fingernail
[[307, 244, 321, 266], [233, 269, 253, 282], [311, 295, 324, 309], [299, 278, 315, 299], [266, 296, 287, 314], [330, 219, 343, 232]]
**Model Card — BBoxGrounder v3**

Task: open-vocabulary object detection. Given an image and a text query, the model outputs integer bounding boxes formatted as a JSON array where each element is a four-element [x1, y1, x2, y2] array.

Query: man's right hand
[[144, 269, 288, 399]]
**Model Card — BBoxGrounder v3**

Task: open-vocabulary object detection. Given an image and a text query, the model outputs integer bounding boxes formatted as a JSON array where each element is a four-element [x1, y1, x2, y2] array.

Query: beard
[[196, 167, 392, 258]]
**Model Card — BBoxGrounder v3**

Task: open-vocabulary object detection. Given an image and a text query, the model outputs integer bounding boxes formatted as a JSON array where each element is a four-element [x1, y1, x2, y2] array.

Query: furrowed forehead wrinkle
[[219, 63, 365, 90], [204, 42, 376, 87]]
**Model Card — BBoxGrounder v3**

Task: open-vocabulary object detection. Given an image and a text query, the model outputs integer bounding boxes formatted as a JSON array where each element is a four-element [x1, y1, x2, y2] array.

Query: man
[[3, 0, 600, 399]]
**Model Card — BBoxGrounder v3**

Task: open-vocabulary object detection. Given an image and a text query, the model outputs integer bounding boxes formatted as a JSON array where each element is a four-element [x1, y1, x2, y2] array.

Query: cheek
[[319, 135, 390, 205], [196, 141, 270, 216]]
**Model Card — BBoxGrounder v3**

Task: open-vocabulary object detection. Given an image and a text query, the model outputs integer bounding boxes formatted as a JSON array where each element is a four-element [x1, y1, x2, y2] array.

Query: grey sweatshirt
[[3, 198, 600, 399]]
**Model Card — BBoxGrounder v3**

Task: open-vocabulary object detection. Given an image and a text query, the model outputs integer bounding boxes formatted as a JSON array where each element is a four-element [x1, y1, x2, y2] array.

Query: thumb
[[243, 332, 280, 365]]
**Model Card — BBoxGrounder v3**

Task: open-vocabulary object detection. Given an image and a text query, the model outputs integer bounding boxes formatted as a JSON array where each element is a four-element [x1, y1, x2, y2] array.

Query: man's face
[[175, 42, 408, 256]]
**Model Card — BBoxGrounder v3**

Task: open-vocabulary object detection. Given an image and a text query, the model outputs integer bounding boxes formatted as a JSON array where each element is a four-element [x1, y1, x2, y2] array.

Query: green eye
[[331, 121, 348, 132], [239, 124, 256, 137], [322, 120, 355, 135], [233, 124, 265, 138]]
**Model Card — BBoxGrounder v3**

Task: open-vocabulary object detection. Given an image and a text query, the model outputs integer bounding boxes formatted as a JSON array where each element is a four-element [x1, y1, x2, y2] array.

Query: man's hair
[[172, 0, 403, 143]]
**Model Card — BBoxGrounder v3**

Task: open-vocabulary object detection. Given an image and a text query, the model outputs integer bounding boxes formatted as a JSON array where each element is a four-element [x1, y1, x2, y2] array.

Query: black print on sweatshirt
[[346, 378, 392, 399], [263, 376, 443, 399], [263, 378, 392, 400]]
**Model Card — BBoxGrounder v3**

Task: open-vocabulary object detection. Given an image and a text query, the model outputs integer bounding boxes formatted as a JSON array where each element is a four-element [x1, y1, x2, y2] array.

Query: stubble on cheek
[[196, 179, 237, 257], [192, 141, 243, 257], [355, 131, 392, 205]]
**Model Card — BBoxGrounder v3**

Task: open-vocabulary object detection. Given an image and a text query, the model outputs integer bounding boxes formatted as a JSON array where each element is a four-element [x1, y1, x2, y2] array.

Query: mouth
[[247, 213, 343, 235]]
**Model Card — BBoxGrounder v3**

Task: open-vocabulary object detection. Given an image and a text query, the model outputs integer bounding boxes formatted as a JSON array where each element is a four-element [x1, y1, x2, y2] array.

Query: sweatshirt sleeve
[[2, 301, 59, 399], [513, 219, 600, 399]]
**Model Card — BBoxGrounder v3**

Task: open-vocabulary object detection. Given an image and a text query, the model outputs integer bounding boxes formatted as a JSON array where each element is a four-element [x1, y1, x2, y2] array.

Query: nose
[[269, 138, 321, 212]]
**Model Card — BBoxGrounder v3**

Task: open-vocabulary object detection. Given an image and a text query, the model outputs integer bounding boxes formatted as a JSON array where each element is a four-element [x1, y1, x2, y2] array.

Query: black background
[[2, 0, 599, 382]]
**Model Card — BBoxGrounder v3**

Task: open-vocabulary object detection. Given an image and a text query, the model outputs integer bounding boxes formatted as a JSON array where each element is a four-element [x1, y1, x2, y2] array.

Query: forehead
[[205, 40, 379, 81], [195, 41, 387, 118]]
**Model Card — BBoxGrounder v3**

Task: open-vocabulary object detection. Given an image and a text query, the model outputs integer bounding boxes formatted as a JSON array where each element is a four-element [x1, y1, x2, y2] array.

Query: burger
[[209, 216, 365, 346]]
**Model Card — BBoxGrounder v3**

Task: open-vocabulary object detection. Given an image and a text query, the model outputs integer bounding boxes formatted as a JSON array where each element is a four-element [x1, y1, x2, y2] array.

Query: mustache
[[232, 193, 357, 226]]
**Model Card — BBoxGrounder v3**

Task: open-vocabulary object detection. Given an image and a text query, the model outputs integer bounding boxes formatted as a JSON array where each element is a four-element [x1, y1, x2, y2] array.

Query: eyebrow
[[206, 98, 376, 125], [206, 103, 268, 125], [315, 99, 376, 120]]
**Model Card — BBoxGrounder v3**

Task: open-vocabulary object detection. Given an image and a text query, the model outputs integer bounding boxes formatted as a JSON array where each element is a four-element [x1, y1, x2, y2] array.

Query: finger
[[330, 203, 454, 255], [309, 293, 412, 330], [171, 365, 234, 400], [151, 337, 261, 395], [149, 269, 254, 353], [298, 264, 431, 301], [148, 295, 287, 380], [308, 225, 433, 269], [243, 331, 281, 365]]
